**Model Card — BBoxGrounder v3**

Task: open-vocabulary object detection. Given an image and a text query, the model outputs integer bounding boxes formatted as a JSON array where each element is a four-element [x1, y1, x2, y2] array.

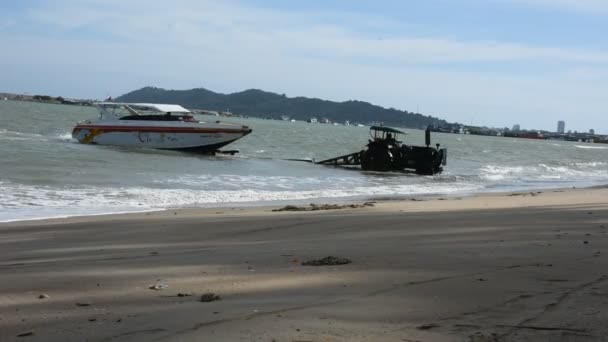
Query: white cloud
[[20, 0, 608, 65]]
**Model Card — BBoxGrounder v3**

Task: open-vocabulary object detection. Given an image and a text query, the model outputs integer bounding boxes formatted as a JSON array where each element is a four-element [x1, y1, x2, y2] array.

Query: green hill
[[116, 86, 450, 128]]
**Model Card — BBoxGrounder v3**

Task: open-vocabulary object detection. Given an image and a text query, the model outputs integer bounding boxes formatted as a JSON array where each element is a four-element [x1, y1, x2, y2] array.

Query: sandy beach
[[1, 188, 607, 341]]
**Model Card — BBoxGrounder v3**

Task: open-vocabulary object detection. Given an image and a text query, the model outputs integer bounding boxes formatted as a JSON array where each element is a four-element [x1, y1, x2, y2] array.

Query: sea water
[[1, 100, 607, 222]]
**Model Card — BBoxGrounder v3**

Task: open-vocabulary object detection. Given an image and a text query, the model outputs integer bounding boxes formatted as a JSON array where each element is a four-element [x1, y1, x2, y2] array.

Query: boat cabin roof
[[96, 102, 193, 119], [370, 126, 405, 134], [97, 102, 191, 114]]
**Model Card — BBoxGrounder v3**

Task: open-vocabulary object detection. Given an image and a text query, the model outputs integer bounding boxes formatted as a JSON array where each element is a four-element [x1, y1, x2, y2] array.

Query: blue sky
[[1, 0, 607, 132]]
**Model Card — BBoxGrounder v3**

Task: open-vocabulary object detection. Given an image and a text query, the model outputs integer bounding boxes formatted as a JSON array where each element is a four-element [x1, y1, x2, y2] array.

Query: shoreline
[[1, 186, 607, 341], [2, 184, 603, 226]]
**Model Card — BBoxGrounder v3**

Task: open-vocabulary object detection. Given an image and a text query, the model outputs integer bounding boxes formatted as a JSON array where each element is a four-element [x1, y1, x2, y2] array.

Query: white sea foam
[[0, 129, 44, 137], [156, 174, 364, 191], [0, 129, 45, 142], [53, 132, 74, 142], [0, 129, 72, 143], [479, 165, 525, 181], [0, 180, 483, 222], [574, 161, 607, 167], [480, 163, 608, 183], [576, 145, 608, 150]]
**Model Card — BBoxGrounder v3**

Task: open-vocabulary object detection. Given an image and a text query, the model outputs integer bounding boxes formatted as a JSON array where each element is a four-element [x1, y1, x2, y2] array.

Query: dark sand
[[1, 189, 607, 341]]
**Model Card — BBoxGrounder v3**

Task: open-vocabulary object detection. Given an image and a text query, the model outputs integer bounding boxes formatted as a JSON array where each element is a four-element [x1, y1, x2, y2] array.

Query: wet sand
[[1, 188, 607, 341]]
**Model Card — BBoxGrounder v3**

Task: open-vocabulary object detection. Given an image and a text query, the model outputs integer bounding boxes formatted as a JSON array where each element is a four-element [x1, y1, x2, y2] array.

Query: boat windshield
[[119, 114, 198, 122], [369, 126, 405, 141], [97, 102, 192, 120]]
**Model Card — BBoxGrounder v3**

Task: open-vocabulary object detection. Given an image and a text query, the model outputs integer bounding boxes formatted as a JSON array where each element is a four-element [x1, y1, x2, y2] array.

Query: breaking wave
[[0, 179, 482, 222], [0, 129, 74, 143], [479, 163, 608, 183], [576, 145, 608, 150]]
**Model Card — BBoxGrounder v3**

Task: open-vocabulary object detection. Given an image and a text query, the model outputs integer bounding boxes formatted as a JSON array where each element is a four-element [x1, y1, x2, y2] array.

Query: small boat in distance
[[72, 102, 252, 154]]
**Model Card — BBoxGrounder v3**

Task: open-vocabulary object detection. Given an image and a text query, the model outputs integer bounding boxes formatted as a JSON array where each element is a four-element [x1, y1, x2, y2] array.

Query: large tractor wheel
[[361, 147, 391, 171]]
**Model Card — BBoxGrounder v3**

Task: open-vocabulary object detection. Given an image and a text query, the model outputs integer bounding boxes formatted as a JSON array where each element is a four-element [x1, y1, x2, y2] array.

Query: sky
[[1, 0, 607, 132]]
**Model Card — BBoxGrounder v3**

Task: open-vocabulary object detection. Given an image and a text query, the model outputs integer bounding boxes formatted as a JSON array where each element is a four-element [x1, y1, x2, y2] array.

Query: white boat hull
[[72, 121, 251, 153]]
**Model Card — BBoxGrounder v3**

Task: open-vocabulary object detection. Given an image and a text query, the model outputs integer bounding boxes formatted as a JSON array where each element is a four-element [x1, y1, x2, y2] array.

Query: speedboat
[[72, 102, 252, 153]]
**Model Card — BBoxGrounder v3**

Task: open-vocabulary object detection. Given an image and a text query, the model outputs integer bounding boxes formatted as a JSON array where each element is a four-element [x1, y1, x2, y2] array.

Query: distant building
[[590, 129, 595, 135], [557, 120, 565, 134], [512, 124, 521, 132]]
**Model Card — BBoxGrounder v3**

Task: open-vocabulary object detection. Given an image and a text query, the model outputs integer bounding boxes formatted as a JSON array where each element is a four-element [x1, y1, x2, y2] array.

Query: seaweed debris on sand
[[273, 202, 374, 212], [200, 293, 221, 302], [301, 256, 352, 266]]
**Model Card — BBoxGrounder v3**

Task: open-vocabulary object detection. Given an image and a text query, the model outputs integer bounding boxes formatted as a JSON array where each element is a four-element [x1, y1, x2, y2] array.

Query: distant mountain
[[116, 86, 451, 128]]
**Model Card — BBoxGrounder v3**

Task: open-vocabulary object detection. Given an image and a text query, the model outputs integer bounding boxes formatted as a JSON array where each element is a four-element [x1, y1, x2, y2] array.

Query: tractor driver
[[386, 132, 397, 146]]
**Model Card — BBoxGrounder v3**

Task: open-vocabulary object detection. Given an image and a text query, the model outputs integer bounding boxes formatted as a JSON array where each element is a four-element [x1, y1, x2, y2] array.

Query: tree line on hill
[[116, 86, 452, 129]]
